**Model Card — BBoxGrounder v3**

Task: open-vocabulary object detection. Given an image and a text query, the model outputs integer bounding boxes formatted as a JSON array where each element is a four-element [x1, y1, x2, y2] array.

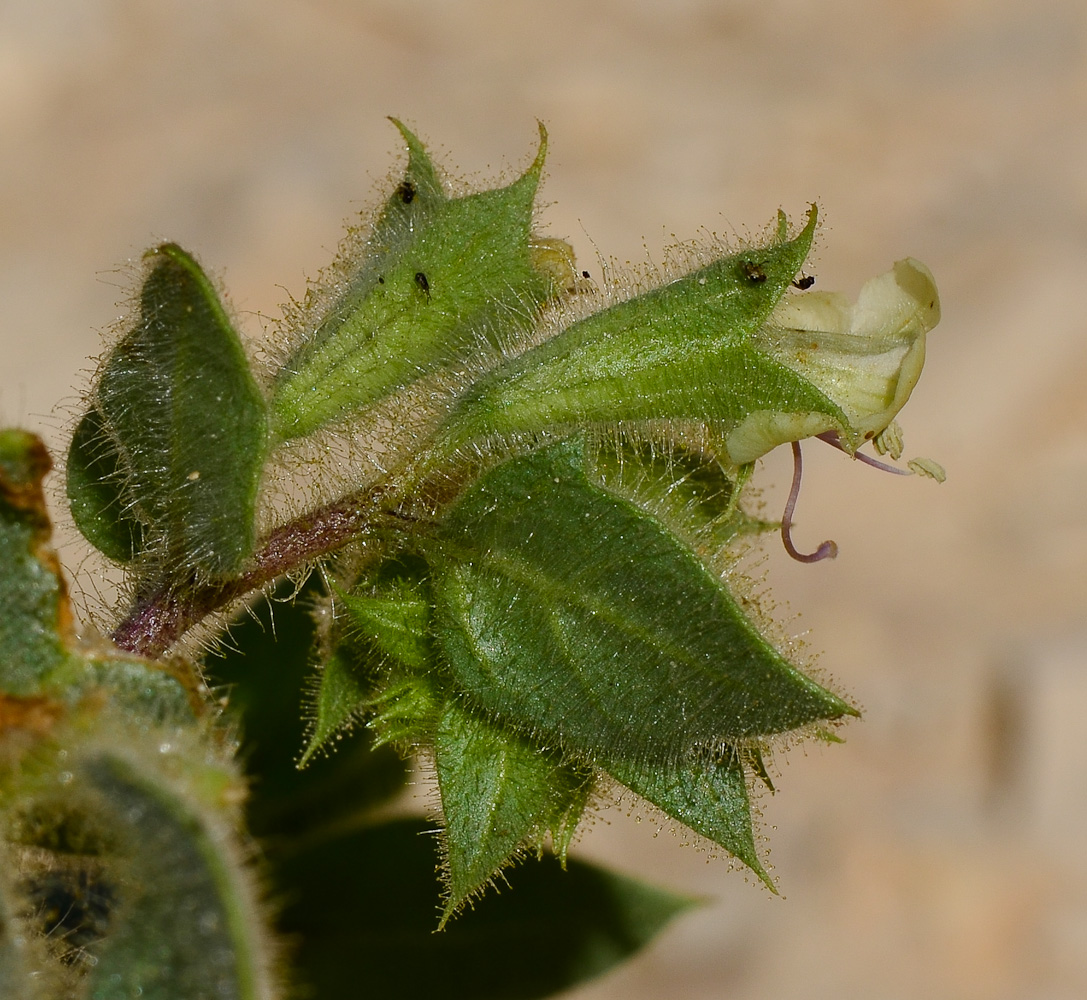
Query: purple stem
[[111, 492, 383, 658]]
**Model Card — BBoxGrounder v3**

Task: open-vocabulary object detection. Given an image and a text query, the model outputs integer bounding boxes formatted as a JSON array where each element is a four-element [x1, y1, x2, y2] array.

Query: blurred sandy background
[[2, 1, 1086, 997]]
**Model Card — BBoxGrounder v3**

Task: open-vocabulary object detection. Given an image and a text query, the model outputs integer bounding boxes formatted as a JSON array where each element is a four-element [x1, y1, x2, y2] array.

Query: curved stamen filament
[[781, 440, 838, 563], [815, 431, 912, 475]]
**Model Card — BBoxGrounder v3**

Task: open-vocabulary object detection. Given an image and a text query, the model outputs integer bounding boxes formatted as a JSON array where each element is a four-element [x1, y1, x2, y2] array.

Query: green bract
[[435, 208, 831, 463], [4, 122, 943, 997], [436, 210, 939, 469]]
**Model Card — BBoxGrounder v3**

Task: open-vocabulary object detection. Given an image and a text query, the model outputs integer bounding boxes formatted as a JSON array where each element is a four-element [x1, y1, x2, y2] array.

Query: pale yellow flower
[[725, 258, 940, 465]]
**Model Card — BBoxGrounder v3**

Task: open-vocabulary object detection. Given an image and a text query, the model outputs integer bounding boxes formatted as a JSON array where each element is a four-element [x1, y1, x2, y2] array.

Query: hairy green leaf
[[86, 244, 267, 576], [606, 747, 773, 890], [435, 698, 593, 924], [299, 564, 438, 763], [276, 818, 697, 1000], [340, 580, 431, 672], [270, 123, 554, 440], [65, 406, 144, 563], [429, 438, 855, 771], [590, 437, 772, 552], [438, 207, 849, 465], [80, 751, 273, 1000], [299, 643, 375, 766], [0, 430, 72, 694]]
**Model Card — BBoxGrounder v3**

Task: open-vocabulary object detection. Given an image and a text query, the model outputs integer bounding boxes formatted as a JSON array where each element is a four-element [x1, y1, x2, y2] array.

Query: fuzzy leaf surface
[[300, 643, 376, 766], [276, 818, 696, 1000], [285, 118, 447, 363], [80, 752, 271, 1000], [340, 580, 431, 672], [435, 698, 592, 923], [271, 123, 553, 440], [65, 406, 144, 563], [429, 438, 854, 770], [590, 438, 771, 552], [439, 207, 849, 465], [299, 564, 437, 764], [606, 748, 772, 889], [0, 430, 71, 694], [86, 244, 267, 576]]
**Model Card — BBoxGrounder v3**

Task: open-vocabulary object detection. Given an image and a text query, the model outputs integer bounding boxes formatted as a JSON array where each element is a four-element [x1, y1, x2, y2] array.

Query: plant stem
[[109, 439, 479, 657], [110, 491, 385, 657]]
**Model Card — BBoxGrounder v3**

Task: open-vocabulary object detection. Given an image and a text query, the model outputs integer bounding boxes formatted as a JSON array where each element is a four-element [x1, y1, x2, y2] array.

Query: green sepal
[[273, 118, 448, 403], [340, 578, 431, 672], [299, 643, 376, 766], [86, 243, 268, 577], [434, 698, 593, 925], [65, 407, 144, 563], [275, 818, 698, 999], [606, 747, 774, 890], [337, 117, 449, 304], [270, 123, 553, 440], [438, 206, 849, 465], [0, 429, 73, 695], [429, 438, 855, 771]]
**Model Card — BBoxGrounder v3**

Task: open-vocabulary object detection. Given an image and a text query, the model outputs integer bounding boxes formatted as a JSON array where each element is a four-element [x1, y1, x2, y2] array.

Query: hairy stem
[[109, 442, 480, 657], [111, 491, 387, 657]]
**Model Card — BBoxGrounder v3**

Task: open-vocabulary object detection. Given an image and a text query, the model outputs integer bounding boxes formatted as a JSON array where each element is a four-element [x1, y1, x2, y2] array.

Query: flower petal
[[749, 258, 939, 451]]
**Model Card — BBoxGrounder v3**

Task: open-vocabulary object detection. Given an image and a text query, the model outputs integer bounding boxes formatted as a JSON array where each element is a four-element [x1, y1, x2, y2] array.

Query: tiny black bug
[[414, 271, 431, 300], [397, 181, 416, 204], [792, 275, 816, 290], [742, 261, 767, 283], [582, 270, 591, 279]]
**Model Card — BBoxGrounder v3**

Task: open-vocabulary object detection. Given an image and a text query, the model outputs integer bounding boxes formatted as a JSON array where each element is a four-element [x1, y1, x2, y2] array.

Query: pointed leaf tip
[[435, 699, 592, 923], [430, 439, 854, 768], [270, 124, 553, 440]]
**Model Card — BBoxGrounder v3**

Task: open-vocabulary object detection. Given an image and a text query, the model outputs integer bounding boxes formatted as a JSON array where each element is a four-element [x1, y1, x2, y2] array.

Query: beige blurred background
[[3, 1, 1086, 997]]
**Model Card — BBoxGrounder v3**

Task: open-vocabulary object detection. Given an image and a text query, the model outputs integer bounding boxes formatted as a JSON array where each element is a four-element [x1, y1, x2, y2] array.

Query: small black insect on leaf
[[792, 275, 816, 290], [414, 271, 431, 301], [741, 261, 767, 283], [397, 181, 416, 204]]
